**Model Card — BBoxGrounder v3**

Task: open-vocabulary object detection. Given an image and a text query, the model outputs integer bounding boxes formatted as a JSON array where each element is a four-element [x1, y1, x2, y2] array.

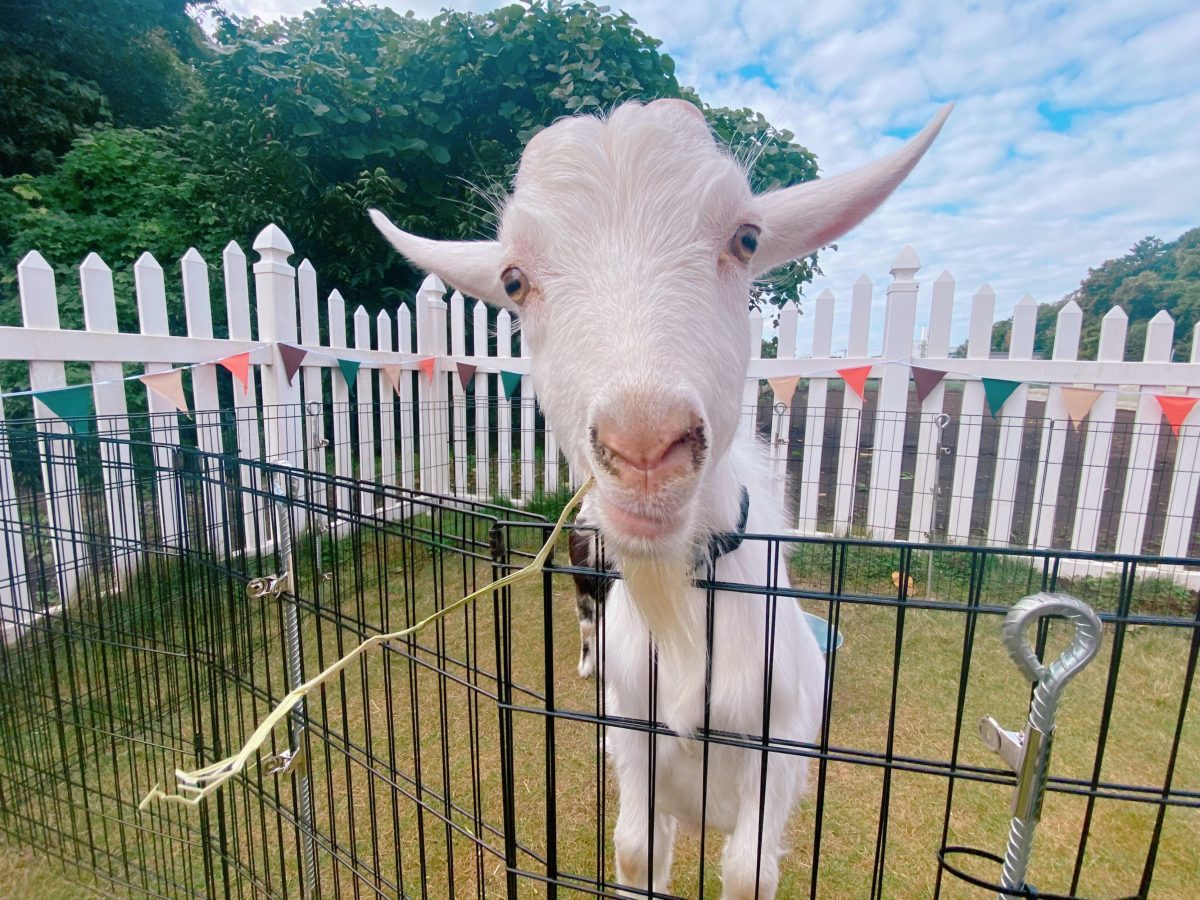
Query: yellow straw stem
[[140, 476, 594, 810]]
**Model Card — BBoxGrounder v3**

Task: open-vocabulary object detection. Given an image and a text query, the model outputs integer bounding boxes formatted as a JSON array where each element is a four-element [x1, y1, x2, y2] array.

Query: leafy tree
[[2, 0, 824, 329], [0, 0, 210, 175], [989, 228, 1200, 361]]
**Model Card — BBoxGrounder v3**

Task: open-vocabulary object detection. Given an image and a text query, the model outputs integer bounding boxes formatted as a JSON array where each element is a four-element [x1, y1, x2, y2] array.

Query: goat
[[371, 98, 949, 899], [568, 496, 610, 678]]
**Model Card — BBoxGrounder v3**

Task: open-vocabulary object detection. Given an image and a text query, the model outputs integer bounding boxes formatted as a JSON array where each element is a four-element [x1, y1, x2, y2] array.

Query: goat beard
[[619, 551, 709, 730]]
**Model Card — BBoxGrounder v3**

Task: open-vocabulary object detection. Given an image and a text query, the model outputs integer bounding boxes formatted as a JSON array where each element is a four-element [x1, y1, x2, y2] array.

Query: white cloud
[[232, 0, 1200, 354]]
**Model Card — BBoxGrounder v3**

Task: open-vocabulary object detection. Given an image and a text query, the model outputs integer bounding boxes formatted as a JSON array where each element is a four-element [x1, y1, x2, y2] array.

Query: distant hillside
[[990, 226, 1200, 362]]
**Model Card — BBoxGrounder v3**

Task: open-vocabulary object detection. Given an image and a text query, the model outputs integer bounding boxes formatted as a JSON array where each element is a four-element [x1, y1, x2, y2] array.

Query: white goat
[[372, 98, 948, 899]]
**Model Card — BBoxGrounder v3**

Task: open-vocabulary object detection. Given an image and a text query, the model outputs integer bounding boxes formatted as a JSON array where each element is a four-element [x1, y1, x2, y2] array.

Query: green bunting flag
[[337, 358, 361, 390], [500, 370, 522, 399], [33, 385, 94, 435], [982, 378, 1021, 418]]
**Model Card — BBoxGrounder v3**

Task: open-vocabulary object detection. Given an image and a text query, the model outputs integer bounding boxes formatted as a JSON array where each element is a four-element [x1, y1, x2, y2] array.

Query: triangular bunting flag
[[456, 362, 477, 389], [1061, 387, 1102, 431], [910, 365, 947, 403], [33, 385, 94, 435], [767, 375, 800, 407], [217, 352, 251, 395], [500, 370, 522, 399], [837, 365, 872, 401], [382, 364, 404, 397], [418, 356, 437, 383], [140, 369, 189, 414], [279, 344, 307, 385], [982, 378, 1021, 418], [337, 358, 361, 390], [1155, 394, 1199, 436]]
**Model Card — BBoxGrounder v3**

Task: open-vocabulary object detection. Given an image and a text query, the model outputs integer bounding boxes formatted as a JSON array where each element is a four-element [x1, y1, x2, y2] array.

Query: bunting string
[[3, 345, 1198, 434]]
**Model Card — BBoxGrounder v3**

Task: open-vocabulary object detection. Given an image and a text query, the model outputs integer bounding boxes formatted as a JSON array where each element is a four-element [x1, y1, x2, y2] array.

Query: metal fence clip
[[246, 574, 288, 599], [264, 745, 307, 777], [980, 592, 1103, 898]]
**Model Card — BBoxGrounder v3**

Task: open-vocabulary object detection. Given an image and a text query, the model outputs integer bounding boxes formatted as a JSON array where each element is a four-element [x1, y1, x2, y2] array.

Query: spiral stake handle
[[978, 593, 1103, 899]]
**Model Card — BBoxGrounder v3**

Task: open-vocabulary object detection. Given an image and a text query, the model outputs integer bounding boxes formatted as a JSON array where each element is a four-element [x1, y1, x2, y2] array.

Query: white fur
[[371, 98, 949, 898]]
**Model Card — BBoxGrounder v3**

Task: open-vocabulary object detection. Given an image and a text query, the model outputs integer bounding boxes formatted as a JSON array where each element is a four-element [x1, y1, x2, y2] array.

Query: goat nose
[[590, 405, 705, 491]]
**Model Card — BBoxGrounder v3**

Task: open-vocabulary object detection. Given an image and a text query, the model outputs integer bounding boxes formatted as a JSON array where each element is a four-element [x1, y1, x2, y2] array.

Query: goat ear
[[750, 104, 953, 277], [369, 209, 512, 307]]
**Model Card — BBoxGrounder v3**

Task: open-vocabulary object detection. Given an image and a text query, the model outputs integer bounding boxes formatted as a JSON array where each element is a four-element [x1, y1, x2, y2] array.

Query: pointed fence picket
[[1069, 306, 1123, 552], [5, 225, 1200, 619], [833, 276, 872, 534], [947, 286, 995, 542], [80, 252, 141, 582], [1030, 301, 1082, 549], [909, 271, 955, 541], [985, 295, 1036, 545], [797, 290, 833, 534]]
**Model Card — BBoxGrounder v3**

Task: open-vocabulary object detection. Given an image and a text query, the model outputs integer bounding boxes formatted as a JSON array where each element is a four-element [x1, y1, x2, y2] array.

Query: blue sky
[[230, 0, 1200, 354]]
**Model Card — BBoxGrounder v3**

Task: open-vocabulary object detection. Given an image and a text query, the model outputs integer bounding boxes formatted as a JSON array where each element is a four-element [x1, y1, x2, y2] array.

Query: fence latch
[[979, 592, 1103, 898]]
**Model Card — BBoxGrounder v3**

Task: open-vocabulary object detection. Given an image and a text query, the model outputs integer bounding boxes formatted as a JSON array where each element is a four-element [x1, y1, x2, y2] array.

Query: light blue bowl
[[801, 611, 844, 654]]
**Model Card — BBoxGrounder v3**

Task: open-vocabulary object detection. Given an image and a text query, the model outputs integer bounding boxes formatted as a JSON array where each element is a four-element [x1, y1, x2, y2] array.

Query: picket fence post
[[327, 289, 352, 515], [252, 224, 303, 468], [833, 275, 872, 534], [796, 289, 834, 533], [1029, 301, 1081, 549], [449, 291, 468, 495], [985, 294, 1035, 545], [1116, 311, 1174, 554], [416, 275, 447, 494], [469, 301, 490, 498], [1068, 306, 1123, 551], [867, 247, 919, 539], [770, 303, 798, 483], [947, 285, 995, 542], [519, 330, 536, 498], [909, 271, 954, 541], [1160, 329, 1200, 557], [496, 309, 514, 498], [377, 309, 397, 490], [398, 302, 415, 490], [80, 252, 141, 582], [225, 241, 268, 545], [0, 392, 31, 629], [182, 248, 230, 551]]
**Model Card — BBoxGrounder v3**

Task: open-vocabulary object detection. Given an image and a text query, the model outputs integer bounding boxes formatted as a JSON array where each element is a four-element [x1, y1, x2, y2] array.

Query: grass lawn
[[0, 512, 1196, 898]]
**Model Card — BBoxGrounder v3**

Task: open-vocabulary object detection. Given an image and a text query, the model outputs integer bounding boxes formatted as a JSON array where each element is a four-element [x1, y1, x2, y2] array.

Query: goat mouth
[[597, 500, 683, 544]]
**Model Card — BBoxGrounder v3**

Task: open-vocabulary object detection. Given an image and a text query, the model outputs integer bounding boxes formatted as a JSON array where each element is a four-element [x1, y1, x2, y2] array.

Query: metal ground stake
[[269, 467, 317, 898], [979, 592, 1103, 899]]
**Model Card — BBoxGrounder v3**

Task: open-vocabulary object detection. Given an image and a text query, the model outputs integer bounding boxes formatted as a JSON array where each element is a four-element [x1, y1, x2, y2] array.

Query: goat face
[[372, 100, 950, 557]]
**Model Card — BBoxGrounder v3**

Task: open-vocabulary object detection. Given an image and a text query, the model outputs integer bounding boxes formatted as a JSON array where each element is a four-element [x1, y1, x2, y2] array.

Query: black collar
[[694, 485, 750, 573]]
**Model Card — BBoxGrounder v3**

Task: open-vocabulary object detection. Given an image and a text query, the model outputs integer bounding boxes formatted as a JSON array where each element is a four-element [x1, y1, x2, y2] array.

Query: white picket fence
[[2, 225, 1199, 620]]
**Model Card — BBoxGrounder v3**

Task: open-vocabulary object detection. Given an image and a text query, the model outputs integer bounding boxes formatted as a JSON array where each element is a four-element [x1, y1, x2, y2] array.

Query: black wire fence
[[0, 421, 1196, 898]]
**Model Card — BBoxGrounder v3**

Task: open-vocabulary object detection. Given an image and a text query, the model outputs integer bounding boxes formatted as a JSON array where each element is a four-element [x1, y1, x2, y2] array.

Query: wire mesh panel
[[0, 426, 1196, 898]]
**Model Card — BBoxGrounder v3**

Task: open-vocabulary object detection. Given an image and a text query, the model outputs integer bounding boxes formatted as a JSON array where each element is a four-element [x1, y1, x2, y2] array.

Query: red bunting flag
[[910, 365, 946, 403], [217, 352, 251, 395], [418, 357, 437, 383], [837, 365, 872, 401], [456, 362, 477, 389], [1155, 394, 1198, 436], [279, 344, 307, 385]]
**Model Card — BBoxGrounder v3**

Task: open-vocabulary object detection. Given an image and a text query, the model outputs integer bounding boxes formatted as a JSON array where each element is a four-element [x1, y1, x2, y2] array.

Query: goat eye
[[728, 224, 760, 263], [500, 266, 529, 304]]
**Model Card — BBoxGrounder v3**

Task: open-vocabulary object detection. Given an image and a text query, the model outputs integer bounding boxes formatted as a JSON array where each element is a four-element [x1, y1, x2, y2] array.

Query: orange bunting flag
[[768, 375, 800, 407], [837, 365, 872, 401], [1155, 394, 1198, 436], [217, 352, 251, 395], [382, 364, 404, 397], [140, 369, 189, 414], [1060, 387, 1102, 431], [418, 356, 437, 383]]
